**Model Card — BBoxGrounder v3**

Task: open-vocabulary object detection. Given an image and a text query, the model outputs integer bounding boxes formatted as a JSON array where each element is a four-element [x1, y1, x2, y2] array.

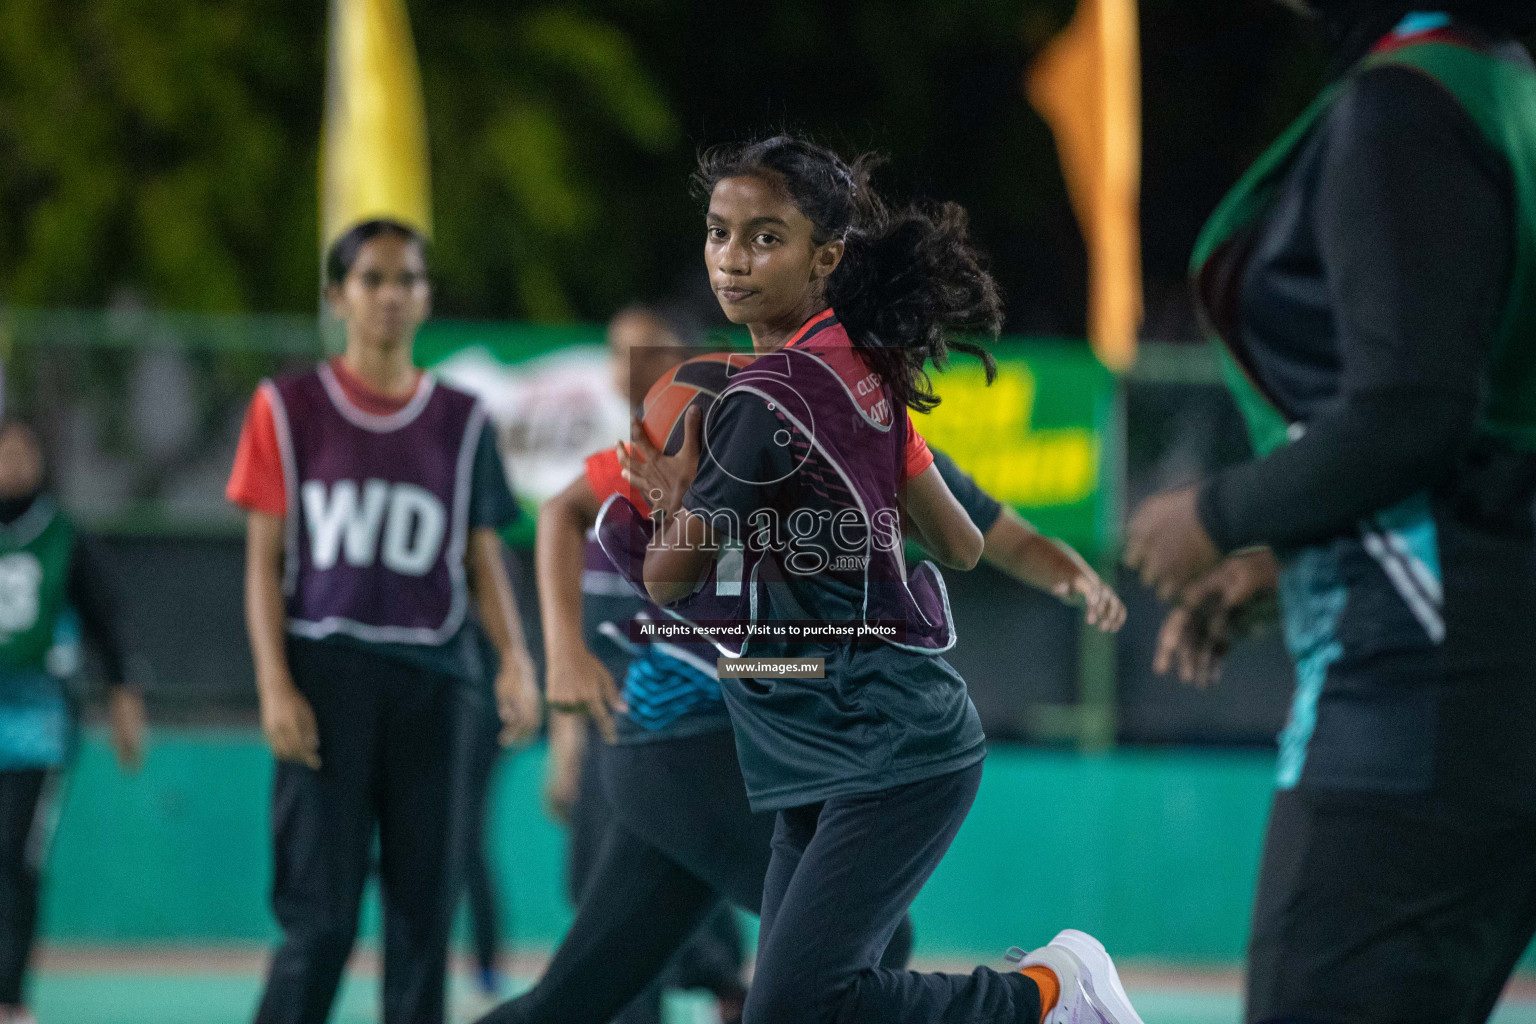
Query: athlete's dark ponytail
[[693, 136, 1001, 413]]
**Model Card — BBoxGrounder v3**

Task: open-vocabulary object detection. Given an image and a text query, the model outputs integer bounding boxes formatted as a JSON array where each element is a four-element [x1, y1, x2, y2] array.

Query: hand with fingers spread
[[495, 646, 543, 747], [1123, 484, 1221, 602], [618, 407, 702, 521], [1154, 547, 1281, 687], [965, 505, 1128, 632], [545, 643, 627, 744]]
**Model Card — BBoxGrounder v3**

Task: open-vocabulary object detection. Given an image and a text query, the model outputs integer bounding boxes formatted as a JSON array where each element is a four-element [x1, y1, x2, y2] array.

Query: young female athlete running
[[0, 420, 144, 1024], [475, 386, 1122, 1024], [614, 136, 1144, 1024], [227, 219, 541, 1024]]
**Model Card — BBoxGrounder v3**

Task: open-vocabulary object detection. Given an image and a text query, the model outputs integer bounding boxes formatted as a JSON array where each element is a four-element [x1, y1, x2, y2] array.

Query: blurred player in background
[[227, 219, 541, 1024], [541, 304, 702, 819], [1126, 3, 1536, 1021], [451, 626, 518, 1008], [0, 419, 145, 1024], [535, 303, 751, 1024]]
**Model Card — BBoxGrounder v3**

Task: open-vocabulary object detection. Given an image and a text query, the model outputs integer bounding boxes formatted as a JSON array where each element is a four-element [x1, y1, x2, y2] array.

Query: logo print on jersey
[[0, 553, 43, 636], [301, 479, 447, 577]]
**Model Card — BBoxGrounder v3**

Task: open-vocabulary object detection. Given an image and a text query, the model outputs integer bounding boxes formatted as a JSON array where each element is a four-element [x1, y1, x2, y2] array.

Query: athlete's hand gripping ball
[[1123, 484, 1221, 602], [545, 644, 627, 744], [618, 406, 702, 521], [495, 646, 543, 747]]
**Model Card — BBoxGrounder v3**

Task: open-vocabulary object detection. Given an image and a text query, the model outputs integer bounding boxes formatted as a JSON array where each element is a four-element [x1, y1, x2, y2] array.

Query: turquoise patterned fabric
[[1275, 546, 1349, 789], [0, 668, 68, 769]]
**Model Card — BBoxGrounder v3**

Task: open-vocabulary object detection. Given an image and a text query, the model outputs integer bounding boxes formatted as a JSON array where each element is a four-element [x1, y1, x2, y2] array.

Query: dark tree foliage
[[0, 0, 1333, 335]]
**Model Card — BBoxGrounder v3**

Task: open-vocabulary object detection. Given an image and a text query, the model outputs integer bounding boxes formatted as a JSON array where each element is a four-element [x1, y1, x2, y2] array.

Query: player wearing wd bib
[[269, 363, 484, 646], [230, 221, 538, 1024], [1125, 6, 1536, 1023], [626, 138, 1145, 1024]]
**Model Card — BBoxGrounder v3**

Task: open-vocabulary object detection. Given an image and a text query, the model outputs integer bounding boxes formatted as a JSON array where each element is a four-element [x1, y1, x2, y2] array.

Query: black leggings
[[561, 735, 744, 1024], [477, 730, 913, 1024], [254, 638, 464, 1024], [0, 769, 50, 1007], [748, 763, 1041, 1024], [451, 692, 504, 976]]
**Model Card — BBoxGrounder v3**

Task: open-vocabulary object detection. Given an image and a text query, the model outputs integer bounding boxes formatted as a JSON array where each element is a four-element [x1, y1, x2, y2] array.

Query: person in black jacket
[[1127, 4, 1536, 1021]]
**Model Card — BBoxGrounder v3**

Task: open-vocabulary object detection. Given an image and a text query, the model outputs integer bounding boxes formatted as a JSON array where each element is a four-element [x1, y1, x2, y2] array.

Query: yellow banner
[[320, 0, 433, 255]]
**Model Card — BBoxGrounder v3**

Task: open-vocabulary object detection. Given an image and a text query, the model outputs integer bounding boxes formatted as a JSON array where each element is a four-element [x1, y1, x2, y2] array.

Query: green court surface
[[24, 960, 1536, 1024], [33, 736, 1536, 1022], [28, 966, 719, 1024]]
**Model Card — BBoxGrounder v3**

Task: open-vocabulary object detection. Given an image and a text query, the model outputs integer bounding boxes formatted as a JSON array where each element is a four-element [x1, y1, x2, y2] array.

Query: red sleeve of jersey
[[903, 413, 935, 480], [226, 386, 288, 517], [583, 447, 652, 516]]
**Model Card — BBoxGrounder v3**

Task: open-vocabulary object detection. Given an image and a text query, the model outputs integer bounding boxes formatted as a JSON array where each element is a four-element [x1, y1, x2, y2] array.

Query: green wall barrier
[[43, 730, 1280, 964]]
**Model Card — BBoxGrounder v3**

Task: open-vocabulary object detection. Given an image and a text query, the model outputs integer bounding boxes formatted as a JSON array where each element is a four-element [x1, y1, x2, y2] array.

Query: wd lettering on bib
[[300, 480, 447, 576], [267, 364, 487, 645]]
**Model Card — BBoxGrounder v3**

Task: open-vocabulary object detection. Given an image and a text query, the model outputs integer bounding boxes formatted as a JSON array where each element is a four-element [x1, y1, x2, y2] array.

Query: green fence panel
[[43, 731, 1280, 964]]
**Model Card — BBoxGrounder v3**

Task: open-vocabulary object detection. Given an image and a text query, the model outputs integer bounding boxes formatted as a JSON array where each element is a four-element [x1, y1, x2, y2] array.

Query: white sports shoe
[[1005, 929, 1145, 1024]]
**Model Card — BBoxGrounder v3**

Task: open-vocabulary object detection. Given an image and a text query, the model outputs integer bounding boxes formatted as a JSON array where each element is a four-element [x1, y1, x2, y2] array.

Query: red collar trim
[[327, 357, 425, 416], [1371, 26, 1475, 55], [783, 308, 840, 349]]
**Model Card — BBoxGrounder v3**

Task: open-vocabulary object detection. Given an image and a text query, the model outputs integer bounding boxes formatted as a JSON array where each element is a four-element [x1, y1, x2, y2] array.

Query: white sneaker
[[1005, 929, 1144, 1024]]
